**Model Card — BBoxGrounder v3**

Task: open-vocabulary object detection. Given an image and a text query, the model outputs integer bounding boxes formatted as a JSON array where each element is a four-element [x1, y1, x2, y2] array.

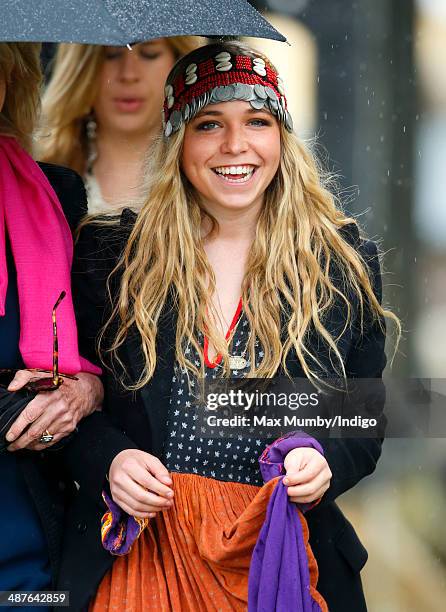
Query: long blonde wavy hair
[[104, 41, 399, 389], [0, 43, 42, 151], [37, 37, 205, 174]]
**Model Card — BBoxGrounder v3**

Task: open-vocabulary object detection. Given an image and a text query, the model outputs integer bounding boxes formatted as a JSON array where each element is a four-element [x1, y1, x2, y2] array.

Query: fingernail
[[166, 491, 174, 498], [283, 478, 288, 485], [6, 433, 14, 442]]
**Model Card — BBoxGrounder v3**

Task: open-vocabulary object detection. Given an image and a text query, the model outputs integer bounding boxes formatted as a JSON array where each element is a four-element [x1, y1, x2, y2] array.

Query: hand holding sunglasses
[[0, 291, 78, 394], [1, 291, 103, 451]]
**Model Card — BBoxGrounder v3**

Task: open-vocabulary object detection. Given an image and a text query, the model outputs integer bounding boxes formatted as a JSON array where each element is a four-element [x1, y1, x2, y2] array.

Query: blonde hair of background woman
[[105, 121, 400, 390], [0, 42, 42, 151], [38, 37, 205, 174]]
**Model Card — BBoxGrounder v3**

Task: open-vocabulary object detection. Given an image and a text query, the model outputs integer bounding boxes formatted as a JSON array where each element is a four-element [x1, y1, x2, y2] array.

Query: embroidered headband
[[162, 50, 294, 138]]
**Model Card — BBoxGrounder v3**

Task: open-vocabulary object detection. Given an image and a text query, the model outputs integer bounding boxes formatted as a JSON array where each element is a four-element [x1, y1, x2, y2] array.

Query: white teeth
[[213, 165, 255, 182], [214, 165, 255, 176]]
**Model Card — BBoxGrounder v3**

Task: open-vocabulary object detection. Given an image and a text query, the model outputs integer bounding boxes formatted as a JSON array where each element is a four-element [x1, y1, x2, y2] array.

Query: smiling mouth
[[212, 165, 257, 183]]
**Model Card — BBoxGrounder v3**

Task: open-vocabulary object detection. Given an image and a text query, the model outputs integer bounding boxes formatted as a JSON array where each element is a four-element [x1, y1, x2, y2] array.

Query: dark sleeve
[[64, 212, 138, 504], [72, 223, 117, 363], [60, 411, 138, 507], [72, 211, 135, 363], [316, 238, 387, 505], [38, 162, 87, 231]]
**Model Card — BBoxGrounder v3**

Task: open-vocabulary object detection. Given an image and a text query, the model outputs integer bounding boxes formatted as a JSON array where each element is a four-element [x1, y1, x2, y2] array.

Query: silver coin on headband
[[182, 103, 190, 122], [213, 85, 235, 102], [233, 83, 252, 101], [164, 120, 173, 137], [254, 84, 267, 100], [250, 98, 265, 110], [265, 87, 277, 102], [285, 110, 294, 132], [170, 110, 183, 131]]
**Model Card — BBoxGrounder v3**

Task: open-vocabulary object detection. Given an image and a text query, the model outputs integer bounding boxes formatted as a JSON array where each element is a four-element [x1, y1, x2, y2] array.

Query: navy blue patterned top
[[163, 309, 272, 486]]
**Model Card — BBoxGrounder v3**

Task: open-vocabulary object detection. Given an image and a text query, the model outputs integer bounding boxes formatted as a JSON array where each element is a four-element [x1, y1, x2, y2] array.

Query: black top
[[58, 209, 385, 612]]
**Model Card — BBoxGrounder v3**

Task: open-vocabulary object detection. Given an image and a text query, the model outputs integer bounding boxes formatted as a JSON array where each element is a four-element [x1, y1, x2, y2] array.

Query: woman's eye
[[249, 118, 271, 127], [196, 122, 220, 131], [104, 50, 123, 60], [140, 51, 162, 60]]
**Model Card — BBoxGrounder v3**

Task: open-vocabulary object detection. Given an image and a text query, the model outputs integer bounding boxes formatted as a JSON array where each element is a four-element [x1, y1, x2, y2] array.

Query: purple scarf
[[248, 433, 326, 611]]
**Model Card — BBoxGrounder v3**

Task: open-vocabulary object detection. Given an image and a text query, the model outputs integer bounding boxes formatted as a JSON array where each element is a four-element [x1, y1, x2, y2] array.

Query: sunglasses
[[0, 291, 78, 393]]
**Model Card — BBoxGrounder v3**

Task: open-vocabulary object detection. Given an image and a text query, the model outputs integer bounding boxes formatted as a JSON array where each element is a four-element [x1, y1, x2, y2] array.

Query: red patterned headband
[[163, 51, 293, 137]]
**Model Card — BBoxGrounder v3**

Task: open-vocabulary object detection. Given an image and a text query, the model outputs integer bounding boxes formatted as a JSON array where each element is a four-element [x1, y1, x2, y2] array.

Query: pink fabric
[[0, 136, 100, 375]]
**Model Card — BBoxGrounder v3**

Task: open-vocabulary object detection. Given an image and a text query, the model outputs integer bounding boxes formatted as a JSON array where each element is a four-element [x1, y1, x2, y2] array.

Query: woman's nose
[[118, 51, 140, 83], [220, 126, 249, 155]]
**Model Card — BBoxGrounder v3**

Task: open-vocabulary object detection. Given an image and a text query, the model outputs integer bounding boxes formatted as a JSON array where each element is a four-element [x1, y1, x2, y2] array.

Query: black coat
[[11, 163, 88, 587], [60, 210, 386, 611]]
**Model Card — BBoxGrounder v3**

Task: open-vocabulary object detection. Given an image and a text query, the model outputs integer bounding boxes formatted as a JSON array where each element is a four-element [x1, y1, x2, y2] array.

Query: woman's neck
[[95, 129, 154, 169], [202, 200, 261, 245], [91, 129, 156, 205], [201, 201, 260, 337]]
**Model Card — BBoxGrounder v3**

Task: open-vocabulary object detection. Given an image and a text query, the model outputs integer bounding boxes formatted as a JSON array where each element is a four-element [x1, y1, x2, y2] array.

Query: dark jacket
[[60, 210, 386, 611], [13, 162, 88, 586]]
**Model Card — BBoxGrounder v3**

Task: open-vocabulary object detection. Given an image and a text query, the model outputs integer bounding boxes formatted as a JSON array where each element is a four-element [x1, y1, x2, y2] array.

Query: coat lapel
[[124, 300, 177, 458]]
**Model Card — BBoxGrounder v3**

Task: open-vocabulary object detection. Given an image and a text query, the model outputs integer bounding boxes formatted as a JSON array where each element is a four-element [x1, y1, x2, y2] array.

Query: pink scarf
[[0, 136, 100, 375]]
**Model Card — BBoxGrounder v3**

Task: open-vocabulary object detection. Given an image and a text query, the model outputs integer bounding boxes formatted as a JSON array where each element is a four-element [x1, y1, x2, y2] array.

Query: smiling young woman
[[61, 40, 400, 611]]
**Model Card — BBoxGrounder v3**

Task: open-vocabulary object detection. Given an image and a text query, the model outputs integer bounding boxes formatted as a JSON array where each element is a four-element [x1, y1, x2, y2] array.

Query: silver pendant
[[229, 355, 248, 370]]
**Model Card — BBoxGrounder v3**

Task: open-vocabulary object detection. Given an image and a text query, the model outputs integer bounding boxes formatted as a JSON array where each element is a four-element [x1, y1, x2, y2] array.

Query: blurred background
[[40, 0, 446, 608], [246, 0, 446, 609]]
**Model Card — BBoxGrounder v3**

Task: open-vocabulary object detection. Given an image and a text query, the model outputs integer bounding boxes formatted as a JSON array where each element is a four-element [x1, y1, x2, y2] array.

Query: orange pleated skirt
[[91, 472, 326, 612]]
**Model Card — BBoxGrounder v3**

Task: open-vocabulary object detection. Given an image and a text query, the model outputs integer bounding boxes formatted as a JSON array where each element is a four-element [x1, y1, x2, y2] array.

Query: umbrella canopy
[[1, 0, 285, 44]]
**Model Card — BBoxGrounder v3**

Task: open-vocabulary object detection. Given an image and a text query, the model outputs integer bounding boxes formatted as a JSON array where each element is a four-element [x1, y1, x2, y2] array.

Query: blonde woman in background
[[38, 37, 203, 214]]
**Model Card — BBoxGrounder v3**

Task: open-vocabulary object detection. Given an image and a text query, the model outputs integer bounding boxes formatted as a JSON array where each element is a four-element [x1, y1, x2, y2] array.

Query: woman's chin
[[206, 195, 262, 212]]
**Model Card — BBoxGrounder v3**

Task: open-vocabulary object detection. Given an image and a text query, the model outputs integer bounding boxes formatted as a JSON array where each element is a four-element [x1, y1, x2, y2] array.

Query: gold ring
[[39, 429, 54, 444]]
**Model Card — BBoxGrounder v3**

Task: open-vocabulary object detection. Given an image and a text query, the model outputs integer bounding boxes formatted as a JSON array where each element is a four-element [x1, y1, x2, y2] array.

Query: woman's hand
[[5, 370, 103, 451], [283, 447, 332, 504], [109, 449, 174, 519]]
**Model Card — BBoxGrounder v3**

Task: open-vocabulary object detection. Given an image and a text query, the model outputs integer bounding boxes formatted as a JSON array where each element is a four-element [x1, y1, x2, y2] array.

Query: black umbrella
[[1, 0, 285, 44]]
